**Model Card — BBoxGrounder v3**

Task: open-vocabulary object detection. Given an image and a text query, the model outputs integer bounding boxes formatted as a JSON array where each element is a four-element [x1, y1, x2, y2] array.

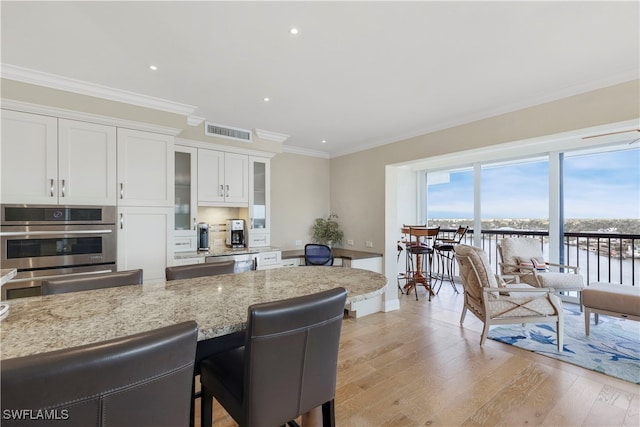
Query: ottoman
[[582, 282, 640, 336]]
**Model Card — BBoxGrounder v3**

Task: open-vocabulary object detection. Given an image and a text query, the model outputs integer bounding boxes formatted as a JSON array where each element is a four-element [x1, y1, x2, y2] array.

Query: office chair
[[304, 243, 334, 266]]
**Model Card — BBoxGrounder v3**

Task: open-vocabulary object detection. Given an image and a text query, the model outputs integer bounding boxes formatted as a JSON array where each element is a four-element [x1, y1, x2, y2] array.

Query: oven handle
[[0, 229, 114, 237]]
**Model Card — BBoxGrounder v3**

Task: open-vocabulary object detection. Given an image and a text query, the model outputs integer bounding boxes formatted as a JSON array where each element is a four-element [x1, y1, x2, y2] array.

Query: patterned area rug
[[487, 307, 640, 384]]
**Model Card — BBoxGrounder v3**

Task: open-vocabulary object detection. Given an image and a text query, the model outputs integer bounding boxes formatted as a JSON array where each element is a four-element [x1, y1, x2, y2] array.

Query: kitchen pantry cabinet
[[117, 206, 174, 282], [174, 145, 198, 252], [1, 110, 117, 205], [117, 128, 174, 207], [197, 149, 248, 206], [117, 129, 175, 281]]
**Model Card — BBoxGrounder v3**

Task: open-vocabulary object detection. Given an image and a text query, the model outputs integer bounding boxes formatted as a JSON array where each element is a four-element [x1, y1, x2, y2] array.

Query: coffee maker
[[226, 219, 246, 248], [198, 223, 209, 251]]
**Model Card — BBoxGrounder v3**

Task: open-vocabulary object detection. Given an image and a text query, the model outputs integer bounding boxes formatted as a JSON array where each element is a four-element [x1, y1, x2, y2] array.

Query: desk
[[0, 267, 387, 360]]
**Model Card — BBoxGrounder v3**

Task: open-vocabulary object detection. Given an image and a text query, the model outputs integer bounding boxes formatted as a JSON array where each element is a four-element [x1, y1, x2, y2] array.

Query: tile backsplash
[[197, 207, 240, 246]]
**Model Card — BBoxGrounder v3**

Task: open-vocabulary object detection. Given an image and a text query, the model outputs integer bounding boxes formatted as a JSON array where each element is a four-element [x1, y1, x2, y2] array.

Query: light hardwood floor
[[198, 283, 640, 426]]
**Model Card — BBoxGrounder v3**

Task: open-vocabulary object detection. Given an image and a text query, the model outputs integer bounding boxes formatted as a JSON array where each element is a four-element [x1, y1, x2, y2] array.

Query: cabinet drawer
[[248, 233, 270, 247], [255, 251, 281, 270], [257, 251, 281, 265], [174, 236, 197, 252]]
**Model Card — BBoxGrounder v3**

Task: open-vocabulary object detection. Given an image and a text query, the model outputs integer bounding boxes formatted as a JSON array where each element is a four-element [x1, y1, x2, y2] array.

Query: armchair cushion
[[454, 244, 500, 300], [500, 238, 543, 274], [524, 272, 584, 290], [485, 290, 561, 318]]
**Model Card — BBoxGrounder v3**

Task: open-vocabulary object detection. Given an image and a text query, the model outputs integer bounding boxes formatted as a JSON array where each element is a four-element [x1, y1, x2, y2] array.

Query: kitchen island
[[0, 266, 387, 360]]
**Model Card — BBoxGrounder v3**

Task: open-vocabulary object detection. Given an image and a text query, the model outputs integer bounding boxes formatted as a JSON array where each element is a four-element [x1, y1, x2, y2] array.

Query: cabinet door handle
[[226, 184, 229, 197], [250, 217, 254, 229], [50, 179, 55, 197], [120, 183, 124, 199], [61, 179, 66, 197], [120, 213, 124, 229], [192, 217, 197, 231], [219, 184, 224, 197]]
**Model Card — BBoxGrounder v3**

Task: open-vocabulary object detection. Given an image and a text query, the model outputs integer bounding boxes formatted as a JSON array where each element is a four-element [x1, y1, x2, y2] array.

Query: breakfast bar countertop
[[0, 267, 387, 360], [0, 269, 17, 286]]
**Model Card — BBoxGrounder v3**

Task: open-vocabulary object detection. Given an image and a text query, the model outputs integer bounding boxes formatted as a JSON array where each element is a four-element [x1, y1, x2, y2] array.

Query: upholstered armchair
[[498, 237, 584, 295], [454, 244, 564, 351]]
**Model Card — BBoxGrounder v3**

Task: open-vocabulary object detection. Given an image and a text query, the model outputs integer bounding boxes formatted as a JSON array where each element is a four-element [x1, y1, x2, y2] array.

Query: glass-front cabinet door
[[174, 145, 197, 252], [247, 156, 270, 247]]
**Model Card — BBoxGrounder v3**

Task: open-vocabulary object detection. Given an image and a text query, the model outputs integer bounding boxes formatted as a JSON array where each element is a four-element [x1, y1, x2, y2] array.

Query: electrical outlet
[[365, 240, 373, 248], [347, 239, 354, 246], [295, 240, 302, 246]]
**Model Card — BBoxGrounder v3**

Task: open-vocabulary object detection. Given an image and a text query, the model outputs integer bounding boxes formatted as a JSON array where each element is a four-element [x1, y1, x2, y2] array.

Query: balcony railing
[[434, 228, 639, 286]]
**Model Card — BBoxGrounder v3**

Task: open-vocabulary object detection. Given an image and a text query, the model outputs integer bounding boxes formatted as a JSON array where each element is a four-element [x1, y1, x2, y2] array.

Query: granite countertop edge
[[281, 248, 383, 260]]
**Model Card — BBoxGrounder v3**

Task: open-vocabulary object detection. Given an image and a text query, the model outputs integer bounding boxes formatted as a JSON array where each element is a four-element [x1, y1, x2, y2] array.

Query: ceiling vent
[[205, 121, 252, 143]]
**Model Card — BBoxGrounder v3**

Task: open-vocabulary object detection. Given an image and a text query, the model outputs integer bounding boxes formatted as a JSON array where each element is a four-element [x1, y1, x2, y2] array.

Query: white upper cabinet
[[174, 145, 198, 252], [58, 119, 117, 205], [198, 149, 248, 206], [117, 128, 174, 207], [1, 110, 116, 205], [246, 156, 271, 247]]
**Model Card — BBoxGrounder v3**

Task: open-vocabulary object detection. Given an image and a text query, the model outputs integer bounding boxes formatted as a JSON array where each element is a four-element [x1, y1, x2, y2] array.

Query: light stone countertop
[[1, 269, 17, 286], [174, 246, 281, 260], [0, 267, 387, 360]]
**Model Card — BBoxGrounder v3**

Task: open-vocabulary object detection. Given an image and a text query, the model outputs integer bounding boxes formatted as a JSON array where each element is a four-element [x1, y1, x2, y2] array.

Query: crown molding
[[1, 99, 183, 136], [187, 115, 206, 126], [282, 144, 330, 159], [254, 128, 290, 143], [175, 137, 276, 158], [1, 63, 197, 116]]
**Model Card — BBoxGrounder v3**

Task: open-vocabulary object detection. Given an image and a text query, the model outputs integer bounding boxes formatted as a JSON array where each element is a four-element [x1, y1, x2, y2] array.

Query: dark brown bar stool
[[199, 287, 348, 427], [41, 269, 143, 295], [1, 321, 198, 427], [165, 260, 235, 281]]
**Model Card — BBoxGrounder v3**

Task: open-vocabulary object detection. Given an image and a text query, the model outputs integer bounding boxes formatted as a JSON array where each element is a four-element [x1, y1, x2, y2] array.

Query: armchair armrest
[[484, 286, 554, 294], [545, 262, 580, 274]]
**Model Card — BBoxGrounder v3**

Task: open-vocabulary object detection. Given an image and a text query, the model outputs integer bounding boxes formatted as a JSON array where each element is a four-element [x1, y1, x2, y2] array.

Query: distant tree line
[[430, 219, 640, 234]]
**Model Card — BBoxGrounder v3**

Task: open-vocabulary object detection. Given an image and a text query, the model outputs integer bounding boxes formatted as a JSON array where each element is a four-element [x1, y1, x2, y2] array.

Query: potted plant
[[312, 214, 344, 247]]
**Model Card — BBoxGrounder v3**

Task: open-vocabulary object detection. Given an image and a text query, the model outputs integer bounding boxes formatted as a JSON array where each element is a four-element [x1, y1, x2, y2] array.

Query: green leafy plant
[[312, 214, 344, 246]]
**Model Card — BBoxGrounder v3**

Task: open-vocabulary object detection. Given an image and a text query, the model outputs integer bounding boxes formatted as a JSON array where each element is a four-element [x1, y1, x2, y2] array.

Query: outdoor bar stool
[[402, 225, 440, 301], [433, 225, 468, 294], [397, 243, 406, 294]]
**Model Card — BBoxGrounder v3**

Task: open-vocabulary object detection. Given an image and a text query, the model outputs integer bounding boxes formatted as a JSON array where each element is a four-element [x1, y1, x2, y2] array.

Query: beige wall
[[330, 79, 640, 255], [270, 152, 330, 249]]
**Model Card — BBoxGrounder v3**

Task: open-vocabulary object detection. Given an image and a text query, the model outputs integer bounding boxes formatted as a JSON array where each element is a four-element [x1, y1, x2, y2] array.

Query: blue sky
[[427, 147, 640, 219]]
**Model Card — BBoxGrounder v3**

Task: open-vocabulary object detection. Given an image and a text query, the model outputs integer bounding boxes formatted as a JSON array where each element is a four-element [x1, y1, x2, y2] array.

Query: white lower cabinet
[[254, 251, 281, 270], [171, 257, 204, 267], [117, 207, 174, 283]]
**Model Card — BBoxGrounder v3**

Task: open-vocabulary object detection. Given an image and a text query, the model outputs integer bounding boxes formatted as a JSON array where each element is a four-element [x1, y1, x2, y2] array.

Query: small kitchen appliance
[[198, 223, 209, 251], [226, 219, 246, 248]]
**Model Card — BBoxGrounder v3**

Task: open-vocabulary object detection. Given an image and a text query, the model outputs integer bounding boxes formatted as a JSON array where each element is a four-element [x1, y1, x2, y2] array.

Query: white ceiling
[[1, 1, 638, 157]]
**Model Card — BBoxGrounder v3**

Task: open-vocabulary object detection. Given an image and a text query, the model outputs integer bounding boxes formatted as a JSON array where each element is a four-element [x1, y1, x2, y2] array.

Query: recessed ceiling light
[[289, 28, 299, 35], [263, 97, 270, 102], [149, 65, 158, 71], [322, 140, 327, 144]]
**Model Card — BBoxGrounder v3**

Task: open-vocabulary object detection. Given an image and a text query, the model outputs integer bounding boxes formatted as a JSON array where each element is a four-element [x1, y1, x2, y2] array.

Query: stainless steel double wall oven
[[0, 205, 117, 299]]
